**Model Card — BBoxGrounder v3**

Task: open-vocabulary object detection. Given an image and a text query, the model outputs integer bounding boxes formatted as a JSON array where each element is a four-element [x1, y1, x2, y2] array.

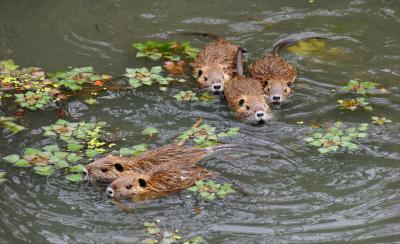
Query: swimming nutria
[[106, 163, 213, 199], [249, 37, 326, 105], [190, 33, 242, 94], [224, 48, 272, 125]]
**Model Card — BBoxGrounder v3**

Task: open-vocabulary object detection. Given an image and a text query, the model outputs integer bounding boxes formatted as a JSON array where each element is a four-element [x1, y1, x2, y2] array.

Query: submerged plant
[[124, 66, 185, 91], [341, 79, 378, 95], [178, 123, 239, 147], [187, 180, 236, 201], [133, 40, 199, 61], [287, 38, 326, 55], [337, 97, 372, 111], [303, 122, 368, 154], [0, 171, 6, 184], [371, 116, 392, 125], [0, 116, 25, 134], [142, 221, 206, 244]]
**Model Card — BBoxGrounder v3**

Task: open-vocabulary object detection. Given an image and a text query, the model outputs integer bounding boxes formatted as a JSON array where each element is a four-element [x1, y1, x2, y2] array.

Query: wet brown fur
[[191, 39, 241, 91], [109, 163, 213, 199], [85, 144, 209, 184]]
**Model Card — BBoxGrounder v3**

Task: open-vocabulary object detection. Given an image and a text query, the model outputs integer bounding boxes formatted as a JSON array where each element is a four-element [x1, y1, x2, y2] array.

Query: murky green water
[[1, 0, 400, 243]]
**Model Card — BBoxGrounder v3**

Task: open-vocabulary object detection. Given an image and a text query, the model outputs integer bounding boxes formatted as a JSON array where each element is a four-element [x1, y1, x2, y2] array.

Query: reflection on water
[[1, 0, 400, 243]]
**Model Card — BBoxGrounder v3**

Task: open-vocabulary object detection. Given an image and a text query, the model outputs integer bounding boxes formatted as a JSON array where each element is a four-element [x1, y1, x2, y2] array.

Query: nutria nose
[[212, 84, 222, 90], [272, 96, 281, 101], [83, 168, 89, 181], [256, 111, 264, 118], [106, 186, 114, 197]]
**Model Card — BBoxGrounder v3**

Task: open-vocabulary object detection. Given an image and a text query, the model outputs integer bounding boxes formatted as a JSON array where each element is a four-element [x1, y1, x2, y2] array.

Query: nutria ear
[[138, 178, 147, 188], [114, 163, 123, 172]]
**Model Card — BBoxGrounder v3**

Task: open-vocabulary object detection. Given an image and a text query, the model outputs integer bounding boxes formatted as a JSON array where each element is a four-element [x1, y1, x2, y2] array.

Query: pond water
[[1, 0, 400, 243]]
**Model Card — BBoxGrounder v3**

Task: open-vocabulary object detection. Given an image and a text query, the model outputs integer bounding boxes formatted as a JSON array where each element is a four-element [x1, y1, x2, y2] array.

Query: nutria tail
[[271, 36, 329, 55], [175, 31, 221, 40], [236, 47, 245, 77]]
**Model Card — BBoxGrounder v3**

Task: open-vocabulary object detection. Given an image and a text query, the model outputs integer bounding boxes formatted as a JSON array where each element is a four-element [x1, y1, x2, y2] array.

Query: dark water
[[1, 0, 400, 243]]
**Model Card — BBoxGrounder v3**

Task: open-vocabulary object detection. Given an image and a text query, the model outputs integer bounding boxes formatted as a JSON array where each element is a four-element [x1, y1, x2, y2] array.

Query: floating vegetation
[[142, 221, 206, 244], [0, 116, 25, 134], [174, 90, 198, 102], [124, 66, 185, 91], [42, 119, 109, 158], [1, 60, 112, 111], [164, 61, 185, 76], [341, 79, 378, 95], [199, 92, 215, 102], [0, 171, 6, 184], [372, 116, 392, 125], [133, 40, 199, 61], [84, 97, 98, 105], [178, 123, 239, 147], [287, 38, 326, 55], [303, 122, 368, 154], [119, 143, 148, 157], [142, 127, 158, 136], [187, 180, 236, 201], [337, 97, 372, 111]]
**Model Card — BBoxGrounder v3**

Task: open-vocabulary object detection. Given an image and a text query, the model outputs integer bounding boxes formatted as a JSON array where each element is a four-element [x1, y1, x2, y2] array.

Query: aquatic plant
[[303, 122, 368, 154], [133, 40, 199, 61], [0, 171, 6, 184], [371, 116, 392, 125], [124, 66, 185, 91], [174, 90, 198, 102], [14, 91, 55, 110], [119, 143, 148, 157], [142, 220, 206, 244], [187, 180, 236, 201], [178, 123, 239, 147], [0, 116, 25, 134], [287, 38, 326, 55], [337, 97, 372, 111], [199, 92, 215, 102], [341, 79, 378, 95]]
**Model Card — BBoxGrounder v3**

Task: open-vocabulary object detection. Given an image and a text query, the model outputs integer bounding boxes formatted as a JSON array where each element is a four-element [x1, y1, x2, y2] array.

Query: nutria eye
[[239, 99, 244, 106], [287, 82, 292, 86], [246, 106, 250, 110], [264, 80, 269, 85], [198, 70, 203, 76], [126, 184, 132, 190], [114, 163, 123, 172], [138, 178, 147, 188], [204, 76, 208, 81], [101, 168, 108, 173], [285, 88, 288, 93]]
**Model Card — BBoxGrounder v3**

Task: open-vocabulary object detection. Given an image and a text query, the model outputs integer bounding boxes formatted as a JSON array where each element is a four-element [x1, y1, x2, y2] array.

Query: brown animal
[[191, 38, 242, 94], [106, 163, 214, 199], [224, 48, 272, 125], [84, 143, 210, 184], [249, 37, 325, 105]]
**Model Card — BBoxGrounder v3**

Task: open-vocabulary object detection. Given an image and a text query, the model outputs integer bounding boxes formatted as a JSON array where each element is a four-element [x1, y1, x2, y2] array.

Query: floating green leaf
[[187, 180, 235, 201], [142, 127, 158, 136], [3, 154, 20, 164], [174, 90, 198, 102], [33, 165, 54, 176], [65, 173, 83, 183], [371, 116, 392, 125], [133, 40, 198, 61], [340, 79, 378, 95]]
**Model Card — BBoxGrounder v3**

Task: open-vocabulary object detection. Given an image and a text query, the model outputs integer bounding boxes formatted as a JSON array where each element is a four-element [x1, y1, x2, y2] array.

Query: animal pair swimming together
[[83, 142, 231, 199], [191, 34, 323, 125]]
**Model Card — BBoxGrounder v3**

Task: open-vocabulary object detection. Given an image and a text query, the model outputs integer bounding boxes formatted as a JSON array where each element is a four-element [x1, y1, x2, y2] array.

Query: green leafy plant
[[371, 116, 392, 125], [178, 123, 239, 147], [337, 97, 372, 111], [0, 171, 6, 184], [119, 143, 148, 157], [14, 91, 54, 110], [341, 79, 378, 95], [187, 180, 236, 201], [142, 221, 206, 244], [142, 127, 158, 136], [133, 40, 199, 61], [199, 92, 215, 102], [174, 90, 198, 102], [303, 122, 368, 154], [124, 66, 184, 91], [0, 116, 25, 134]]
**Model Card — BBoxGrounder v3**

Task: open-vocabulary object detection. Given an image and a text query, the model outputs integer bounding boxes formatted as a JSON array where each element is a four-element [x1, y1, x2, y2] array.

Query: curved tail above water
[[271, 36, 328, 55]]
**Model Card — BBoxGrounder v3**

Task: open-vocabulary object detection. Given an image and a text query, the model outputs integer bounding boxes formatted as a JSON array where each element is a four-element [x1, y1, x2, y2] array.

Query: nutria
[[83, 143, 210, 184], [190, 34, 242, 94], [249, 37, 326, 105], [106, 163, 213, 199], [224, 48, 272, 125]]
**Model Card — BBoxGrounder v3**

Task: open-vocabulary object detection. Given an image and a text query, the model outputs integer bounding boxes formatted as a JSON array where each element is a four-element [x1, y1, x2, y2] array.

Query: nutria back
[[107, 163, 213, 199], [191, 39, 241, 93], [84, 144, 208, 184]]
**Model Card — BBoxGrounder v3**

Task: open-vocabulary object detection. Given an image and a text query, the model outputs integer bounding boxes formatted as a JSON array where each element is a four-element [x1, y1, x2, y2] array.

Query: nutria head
[[193, 64, 229, 94], [84, 155, 130, 184], [224, 76, 273, 125], [107, 173, 150, 199], [264, 80, 293, 105]]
